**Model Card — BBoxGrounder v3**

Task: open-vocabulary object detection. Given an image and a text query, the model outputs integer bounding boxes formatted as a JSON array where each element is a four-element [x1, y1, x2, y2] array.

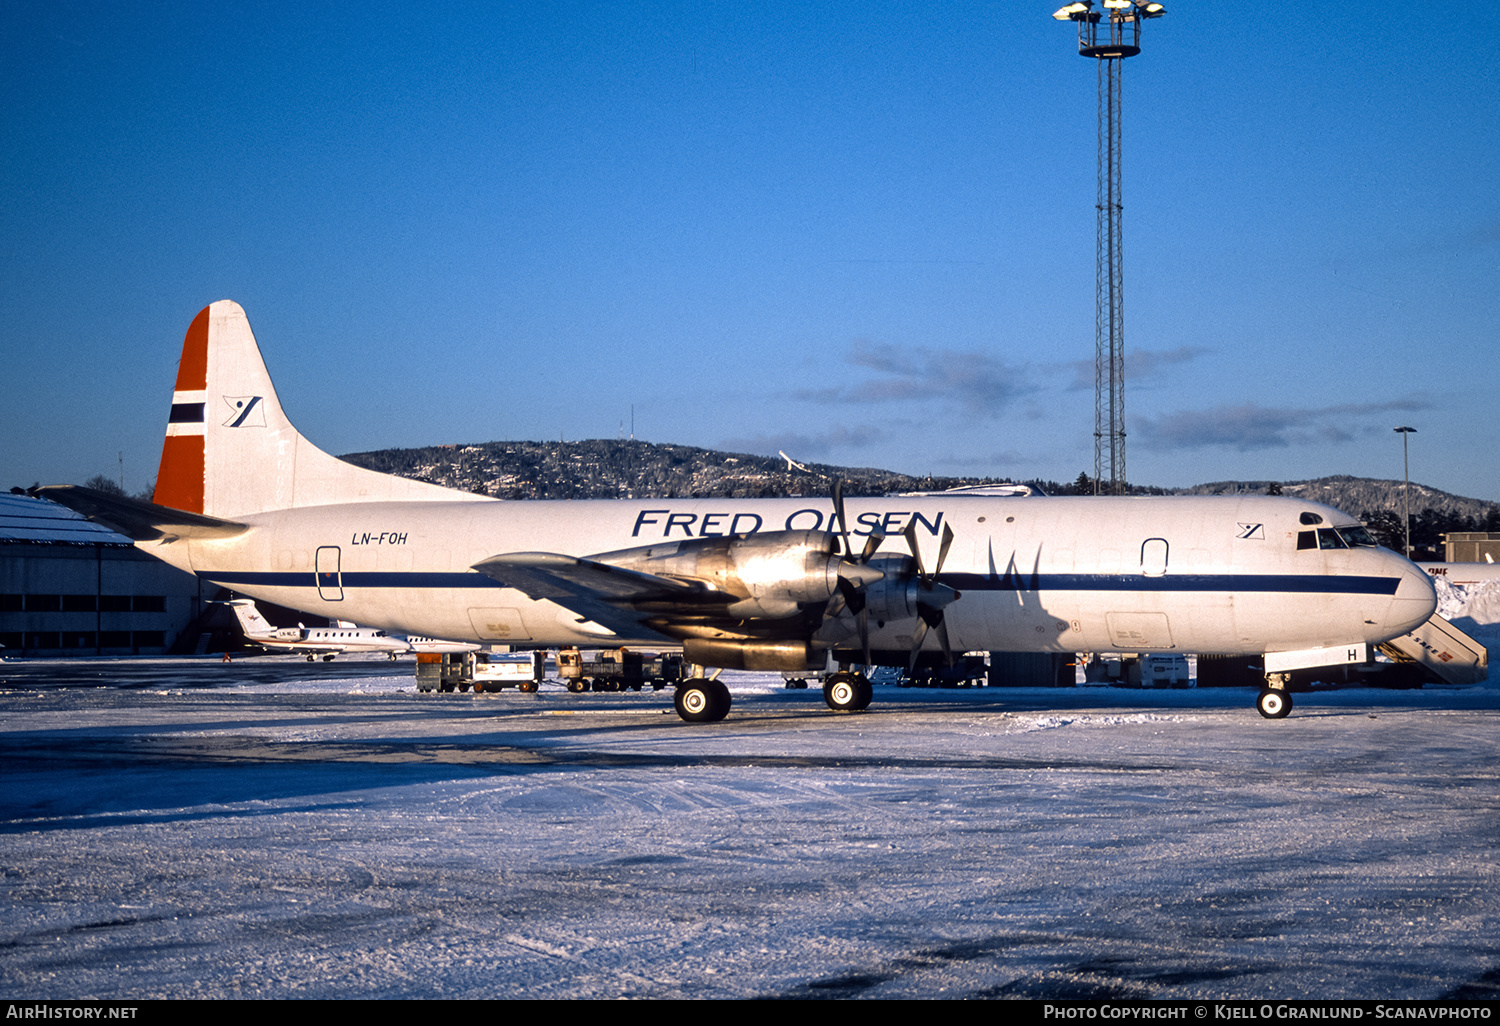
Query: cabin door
[[316, 546, 344, 601]]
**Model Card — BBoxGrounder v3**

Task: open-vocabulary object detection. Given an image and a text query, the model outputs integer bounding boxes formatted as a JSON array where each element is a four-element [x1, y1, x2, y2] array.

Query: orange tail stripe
[[174, 306, 210, 391], [154, 306, 211, 511], [153, 435, 205, 513]]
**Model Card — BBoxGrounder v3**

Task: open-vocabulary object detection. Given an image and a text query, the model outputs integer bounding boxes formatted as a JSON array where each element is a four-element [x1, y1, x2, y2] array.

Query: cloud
[[1134, 399, 1430, 452], [1066, 345, 1212, 391], [718, 425, 884, 461], [797, 339, 1032, 417]]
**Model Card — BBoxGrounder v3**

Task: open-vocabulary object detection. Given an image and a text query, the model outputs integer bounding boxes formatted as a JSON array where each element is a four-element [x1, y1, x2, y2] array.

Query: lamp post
[[1053, 1, 1165, 496], [1394, 426, 1416, 557]]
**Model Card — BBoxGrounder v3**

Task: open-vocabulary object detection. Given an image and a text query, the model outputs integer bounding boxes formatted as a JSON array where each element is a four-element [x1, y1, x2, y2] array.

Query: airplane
[[1419, 562, 1500, 587], [39, 300, 1440, 722], [225, 598, 412, 660], [405, 636, 484, 655]]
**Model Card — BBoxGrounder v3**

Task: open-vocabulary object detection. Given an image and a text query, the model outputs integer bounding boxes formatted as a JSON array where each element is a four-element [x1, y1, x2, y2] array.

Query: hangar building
[[0, 493, 204, 656]]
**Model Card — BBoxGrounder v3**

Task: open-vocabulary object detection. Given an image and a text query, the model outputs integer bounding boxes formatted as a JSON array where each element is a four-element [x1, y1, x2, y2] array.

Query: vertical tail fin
[[152, 301, 487, 517], [227, 598, 274, 638]]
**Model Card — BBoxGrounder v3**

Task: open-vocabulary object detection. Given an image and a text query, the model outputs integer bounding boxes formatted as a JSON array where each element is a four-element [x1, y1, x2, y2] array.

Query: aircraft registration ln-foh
[[42, 301, 1439, 722]]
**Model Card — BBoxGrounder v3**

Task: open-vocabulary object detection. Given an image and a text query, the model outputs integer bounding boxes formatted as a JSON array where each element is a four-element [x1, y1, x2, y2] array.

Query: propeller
[[903, 519, 960, 672], [826, 480, 885, 666]]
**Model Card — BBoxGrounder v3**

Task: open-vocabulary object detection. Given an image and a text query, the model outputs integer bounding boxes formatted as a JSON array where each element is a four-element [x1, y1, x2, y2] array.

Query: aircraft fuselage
[[147, 493, 1435, 660]]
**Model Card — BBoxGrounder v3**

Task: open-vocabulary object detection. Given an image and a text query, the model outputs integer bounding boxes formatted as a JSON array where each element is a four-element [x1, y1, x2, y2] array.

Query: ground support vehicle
[[415, 651, 545, 693], [895, 654, 989, 688], [556, 647, 687, 692]]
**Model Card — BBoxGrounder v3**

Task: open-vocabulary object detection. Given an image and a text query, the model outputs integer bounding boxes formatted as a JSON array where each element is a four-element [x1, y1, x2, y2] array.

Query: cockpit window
[[1317, 528, 1347, 550], [1337, 525, 1378, 548], [1299, 528, 1354, 550]]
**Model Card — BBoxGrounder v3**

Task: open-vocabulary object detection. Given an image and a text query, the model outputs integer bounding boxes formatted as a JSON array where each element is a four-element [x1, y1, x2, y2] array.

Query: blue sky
[[4, 2, 1497, 502]]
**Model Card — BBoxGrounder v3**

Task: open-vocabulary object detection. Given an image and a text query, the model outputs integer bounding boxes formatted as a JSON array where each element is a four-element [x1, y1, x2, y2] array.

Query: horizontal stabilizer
[[34, 484, 248, 542], [1378, 613, 1490, 685]]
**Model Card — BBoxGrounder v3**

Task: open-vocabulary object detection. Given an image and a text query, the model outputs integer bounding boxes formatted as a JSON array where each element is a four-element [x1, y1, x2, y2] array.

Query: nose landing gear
[[1257, 673, 1293, 719]]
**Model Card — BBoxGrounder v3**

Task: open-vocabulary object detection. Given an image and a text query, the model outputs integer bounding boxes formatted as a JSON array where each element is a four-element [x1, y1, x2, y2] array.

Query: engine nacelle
[[682, 638, 825, 672], [861, 555, 921, 624], [597, 530, 850, 619], [857, 554, 959, 626]]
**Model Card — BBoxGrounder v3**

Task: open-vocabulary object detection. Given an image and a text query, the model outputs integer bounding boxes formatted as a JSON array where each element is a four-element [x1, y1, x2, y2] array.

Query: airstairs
[[1378, 615, 1490, 685]]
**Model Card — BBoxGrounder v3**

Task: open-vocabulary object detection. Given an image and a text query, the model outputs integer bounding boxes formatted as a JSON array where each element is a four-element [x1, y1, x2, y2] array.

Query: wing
[[471, 552, 731, 641]]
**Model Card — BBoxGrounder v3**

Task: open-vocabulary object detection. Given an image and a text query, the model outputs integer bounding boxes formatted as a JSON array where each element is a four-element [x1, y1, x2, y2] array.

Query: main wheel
[[674, 678, 731, 722], [824, 672, 869, 713], [1257, 687, 1292, 719]]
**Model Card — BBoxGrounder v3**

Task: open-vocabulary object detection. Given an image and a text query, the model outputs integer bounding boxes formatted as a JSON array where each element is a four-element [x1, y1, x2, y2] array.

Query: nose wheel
[[1257, 674, 1293, 719]]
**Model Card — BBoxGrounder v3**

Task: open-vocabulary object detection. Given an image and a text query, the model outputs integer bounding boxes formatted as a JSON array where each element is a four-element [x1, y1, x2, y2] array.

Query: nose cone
[[838, 560, 885, 588], [1384, 557, 1438, 638]]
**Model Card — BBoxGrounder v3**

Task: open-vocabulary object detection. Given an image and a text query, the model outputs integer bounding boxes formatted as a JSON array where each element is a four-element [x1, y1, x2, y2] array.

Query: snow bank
[[1435, 578, 1500, 685]]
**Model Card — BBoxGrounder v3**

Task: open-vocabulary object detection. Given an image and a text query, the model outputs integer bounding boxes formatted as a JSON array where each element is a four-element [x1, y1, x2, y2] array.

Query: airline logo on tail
[[223, 396, 265, 428]]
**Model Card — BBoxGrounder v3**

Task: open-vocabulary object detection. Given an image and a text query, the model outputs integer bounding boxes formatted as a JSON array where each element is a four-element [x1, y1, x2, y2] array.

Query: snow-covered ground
[[0, 586, 1495, 999], [1, 649, 1498, 1000]]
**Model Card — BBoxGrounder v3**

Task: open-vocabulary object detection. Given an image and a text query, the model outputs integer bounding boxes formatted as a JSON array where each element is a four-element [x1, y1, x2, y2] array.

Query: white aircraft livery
[[225, 598, 411, 660], [41, 301, 1439, 722]]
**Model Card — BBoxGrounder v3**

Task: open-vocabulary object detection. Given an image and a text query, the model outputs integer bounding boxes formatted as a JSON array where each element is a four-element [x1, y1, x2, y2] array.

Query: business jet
[[225, 598, 411, 660], [405, 636, 484, 654], [40, 301, 1439, 722]]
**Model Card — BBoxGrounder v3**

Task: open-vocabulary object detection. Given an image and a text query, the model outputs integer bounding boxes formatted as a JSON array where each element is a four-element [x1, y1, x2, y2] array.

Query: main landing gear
[[673, 678, 732, 723], [823, 671, 873, 713], [672, 670, 875, 722], [1257, 673, 1293, 719]]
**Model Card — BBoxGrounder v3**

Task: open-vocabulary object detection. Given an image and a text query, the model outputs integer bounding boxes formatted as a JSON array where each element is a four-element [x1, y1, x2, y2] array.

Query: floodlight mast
[[1053, 1, 1165, 495]]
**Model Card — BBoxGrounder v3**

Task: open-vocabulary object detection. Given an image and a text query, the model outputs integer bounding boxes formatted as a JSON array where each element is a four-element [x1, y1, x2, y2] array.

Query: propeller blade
[[838, 575, 869, 613], [933, 522, 954, 578], [831, 479, 852, 559], [859, 606, 871, 668], [907, 617, 930, 673], [824, 589, 848, 620], [935, 615, 954, 668], [903, 521, 926, 580]]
